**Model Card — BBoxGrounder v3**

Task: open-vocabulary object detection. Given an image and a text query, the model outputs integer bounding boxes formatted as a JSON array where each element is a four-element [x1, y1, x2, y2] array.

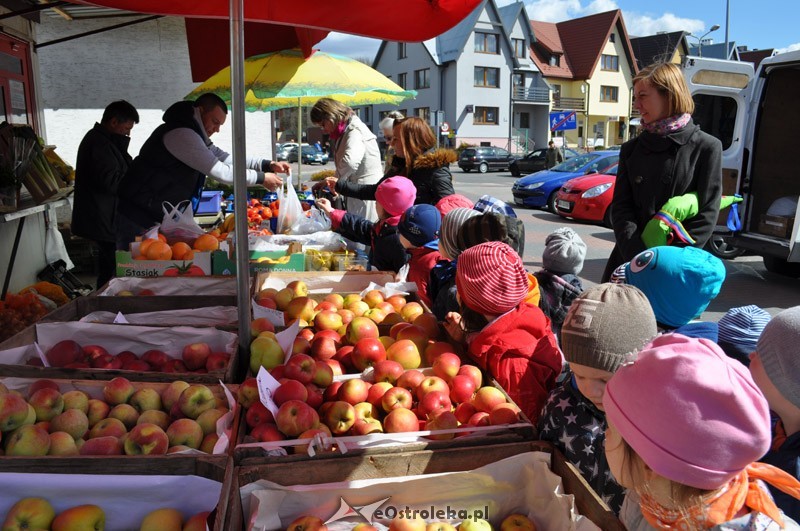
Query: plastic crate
[[197, 191, 223, 215]]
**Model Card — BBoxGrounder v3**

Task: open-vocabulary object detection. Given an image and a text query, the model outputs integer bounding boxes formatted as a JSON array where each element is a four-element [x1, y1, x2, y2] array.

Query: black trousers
[[96, 240, 117, 289]]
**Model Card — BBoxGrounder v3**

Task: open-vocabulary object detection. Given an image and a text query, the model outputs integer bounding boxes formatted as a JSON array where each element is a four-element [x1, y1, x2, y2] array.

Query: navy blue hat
[[474, 195, 517, 218], [398, 204, 441, 248]]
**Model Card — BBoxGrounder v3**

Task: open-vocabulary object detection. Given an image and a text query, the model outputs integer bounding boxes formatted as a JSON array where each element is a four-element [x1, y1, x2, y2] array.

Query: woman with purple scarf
[[601, 62, 722, 282]]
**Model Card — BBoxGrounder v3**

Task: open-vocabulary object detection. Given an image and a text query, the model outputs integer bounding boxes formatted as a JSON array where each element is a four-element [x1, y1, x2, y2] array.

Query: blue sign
[[550, 111, 577, 131]]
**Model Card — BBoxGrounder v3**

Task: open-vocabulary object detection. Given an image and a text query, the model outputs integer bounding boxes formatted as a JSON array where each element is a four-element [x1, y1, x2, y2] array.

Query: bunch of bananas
[[220, 214, 236, 233], [255, 255, 292, 264], [305, 249, 335, 271]]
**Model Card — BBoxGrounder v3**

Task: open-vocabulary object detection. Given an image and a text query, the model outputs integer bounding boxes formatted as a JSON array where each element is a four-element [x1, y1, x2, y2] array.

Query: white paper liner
[[98, 277, 238, 296], [240, 451, 600, 531], [247, 231, 347, 252], [0, 472, 221, 529], [79, 306, 239, 326], [255, 272, 395, 294]]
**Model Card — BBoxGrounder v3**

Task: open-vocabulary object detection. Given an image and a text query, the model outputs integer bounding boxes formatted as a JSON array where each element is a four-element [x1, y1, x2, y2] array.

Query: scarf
[[639, 462, 800, 529], [329, 116, 350, 141], [641, 113, 691, 136]]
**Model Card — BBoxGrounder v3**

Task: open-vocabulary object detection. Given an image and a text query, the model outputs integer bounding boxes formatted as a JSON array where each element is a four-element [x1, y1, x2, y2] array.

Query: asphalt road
[[449, 168, 800, 322]]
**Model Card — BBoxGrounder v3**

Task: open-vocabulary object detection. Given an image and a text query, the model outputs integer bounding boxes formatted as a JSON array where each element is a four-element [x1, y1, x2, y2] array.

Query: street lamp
[[689, 24, 721, 57]]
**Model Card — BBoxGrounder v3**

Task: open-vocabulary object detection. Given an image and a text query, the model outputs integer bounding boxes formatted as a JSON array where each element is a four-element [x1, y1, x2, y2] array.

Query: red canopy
[[71, 0, 482, 41]]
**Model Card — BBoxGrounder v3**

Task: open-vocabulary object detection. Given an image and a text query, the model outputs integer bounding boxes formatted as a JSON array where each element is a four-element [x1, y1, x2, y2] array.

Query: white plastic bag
[[45, 206, 75, 270], [159, 201, 206, 244], [276, 184, 303, 235], [291, 207, 331, 235]]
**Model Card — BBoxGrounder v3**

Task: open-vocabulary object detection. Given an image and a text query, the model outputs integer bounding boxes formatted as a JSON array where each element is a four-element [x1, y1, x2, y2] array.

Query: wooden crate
[[253, 270, 397, 296], [96, 275, 243, 297], [0, 455, 232, 530], [228, 441, 623, 531]]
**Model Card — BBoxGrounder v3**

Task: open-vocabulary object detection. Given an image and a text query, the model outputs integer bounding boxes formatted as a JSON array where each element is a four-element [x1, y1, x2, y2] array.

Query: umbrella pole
[[296, 97, 302, 189], [230, 0, 250, 348]]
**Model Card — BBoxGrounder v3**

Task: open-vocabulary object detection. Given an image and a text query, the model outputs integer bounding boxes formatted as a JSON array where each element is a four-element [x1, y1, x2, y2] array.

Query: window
[[415, 107, 430, 122], [397, 42, 406, 59], [513, 38, 527, 58], [609, 33, 616, 43], [414, 68, 430, 89], [474, 67, 500, 88], [617, 120, 625, 139], [519, 112, 530, 129], [361, 107, 371, 123], [512, 73, 525, 87], [474, 32, 499, 54], [549, 55, 560, 67], [600, 85, 619, 102], [601, 54, 619, 71], [397, 73, 407, 89], [474, 106, 498, 125], [692, 94, 738, 150]]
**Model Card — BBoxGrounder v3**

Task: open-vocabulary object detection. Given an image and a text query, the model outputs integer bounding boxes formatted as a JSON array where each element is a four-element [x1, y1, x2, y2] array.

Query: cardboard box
[[115, 250, 213, 277], [759, 214, 795, 239], [212, 250, 305, 275]]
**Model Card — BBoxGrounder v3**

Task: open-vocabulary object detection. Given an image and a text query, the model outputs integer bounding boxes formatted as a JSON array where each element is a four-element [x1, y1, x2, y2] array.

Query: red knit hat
[[456, 241, 528, 315]]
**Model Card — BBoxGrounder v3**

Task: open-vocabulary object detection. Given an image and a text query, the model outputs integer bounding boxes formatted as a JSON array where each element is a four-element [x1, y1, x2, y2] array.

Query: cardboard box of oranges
[[115, 232, 227, 278]]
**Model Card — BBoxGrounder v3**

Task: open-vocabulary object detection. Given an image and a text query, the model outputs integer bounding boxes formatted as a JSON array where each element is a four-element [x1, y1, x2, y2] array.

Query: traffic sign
[[440, 122, 450, 133], [550, 111, 577, 132]]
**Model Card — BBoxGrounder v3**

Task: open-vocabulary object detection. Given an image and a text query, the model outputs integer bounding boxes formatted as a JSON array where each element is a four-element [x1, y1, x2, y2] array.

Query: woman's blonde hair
[[397, 117, 436, 170], [309, 98, 352, 126], [633, 62, 695, 116]]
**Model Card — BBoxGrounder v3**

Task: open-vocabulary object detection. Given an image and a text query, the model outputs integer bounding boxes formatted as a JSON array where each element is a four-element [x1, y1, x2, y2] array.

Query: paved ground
[[450, 168, 800, 322]]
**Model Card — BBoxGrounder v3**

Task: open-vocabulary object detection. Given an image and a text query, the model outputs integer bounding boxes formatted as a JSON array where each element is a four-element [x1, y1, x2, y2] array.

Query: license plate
[[557, 199, 571, 209]]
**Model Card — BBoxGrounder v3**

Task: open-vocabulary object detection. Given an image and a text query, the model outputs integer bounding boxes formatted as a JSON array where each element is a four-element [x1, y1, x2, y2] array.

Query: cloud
[[776, 42, 800, 54], [523, 0, 584, 22], [624, 12, 705, 37], [315, 33, 382, 61]]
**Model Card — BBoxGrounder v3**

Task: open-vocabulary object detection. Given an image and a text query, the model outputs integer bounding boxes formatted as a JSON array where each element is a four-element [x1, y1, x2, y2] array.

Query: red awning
[[185, 19, 327, 81], [70, 0, 482, 42]]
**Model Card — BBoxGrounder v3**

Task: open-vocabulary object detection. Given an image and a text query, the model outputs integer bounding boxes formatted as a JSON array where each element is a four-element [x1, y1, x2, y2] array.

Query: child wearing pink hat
[[316, 176, 413, 273], [445, 241, 562, 422], [603, 334, 800, 530]]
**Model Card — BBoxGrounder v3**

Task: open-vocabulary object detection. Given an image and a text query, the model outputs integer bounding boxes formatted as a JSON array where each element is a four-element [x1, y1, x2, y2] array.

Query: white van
[[683, 51, 800, 276]]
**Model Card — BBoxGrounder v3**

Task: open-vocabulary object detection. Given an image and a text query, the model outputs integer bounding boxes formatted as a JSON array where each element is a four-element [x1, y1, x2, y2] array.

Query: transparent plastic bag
[[276, 184, 303, 234], [291, 207, 331, 235], [159, 201, 206, 243]]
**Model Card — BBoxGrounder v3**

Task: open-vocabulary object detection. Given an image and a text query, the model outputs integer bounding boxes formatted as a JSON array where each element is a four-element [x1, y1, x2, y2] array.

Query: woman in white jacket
[[310, 98, 383, 222]]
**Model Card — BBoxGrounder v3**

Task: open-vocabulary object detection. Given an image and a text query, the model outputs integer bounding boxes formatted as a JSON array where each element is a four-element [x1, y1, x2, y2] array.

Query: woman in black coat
[[602, 62, 722, 281]]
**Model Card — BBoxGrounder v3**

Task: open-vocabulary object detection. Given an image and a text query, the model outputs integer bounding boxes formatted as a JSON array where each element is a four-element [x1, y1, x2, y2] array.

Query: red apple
[[396, 324, 429, 353], [206, 352, 230, 371], [287, 515, 327, 531], [416, 376, 450, 401], [489, 402, 521, 425], [251, 422, 285, 443], [324, 293, 345, 309], [310, 335, 340, 361], [396, 370, 426, 393], [418, 390, 452, 417], [345, 316, 380, 345], [123, 359, 151, 371], [324, 359, 344, 377], [413, 312, 441, 340], [425, 410, 459, 440], [381, 386, 414, 413], [297, 328, 315, 342], [292, 337, 312, 356], [182, 343, 212, 371], [432, 352, 461, 383], [323, 381, 343, 402], [250, 317, 276, 338], [314, 301, 338, 312], [363, 289, 385, 308], [468, 411, 491, 426], [284, 354, 316, 384], [351, 338, 387, 371], [454, 402, 478, 424], [314, 310, 344, 331], [457, 365, 483, 390], [142, 349, 170, 368], [285, 296, 316, 323], [246, 402, 274, 428], [275, 400, 319, 437], [82, 344, 109, 361], [322, 400, 356, 435], [372, 360, 405, 385], [424, 342, 458, 366], [115, 351, 138, 366], [90, 353, 123, 370], [449, 374, 477, 404], [273, 379, 308, 405], [386, 295, 407, 312], [162, 359, 188, 373], [367, 381, 394, 408], [304, 383, 324, 409], [337, 378, 370, 405], [45, 340, 82, 367], [389, 322, 413, 340], [311, 360, 334, 388], [351, 418, 384, 435], [338, 309, 355, 326], [386, 340, 421, 369], [237, 378, 259, 408], [383, 407, 419, 433], [472, 386, 507, 413], [400, 302, 425, 323]]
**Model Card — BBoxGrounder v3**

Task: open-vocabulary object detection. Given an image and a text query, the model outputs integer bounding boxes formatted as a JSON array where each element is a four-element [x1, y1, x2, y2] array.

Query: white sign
[[440, 122, 450, 133], [256, 366, 281, 417]]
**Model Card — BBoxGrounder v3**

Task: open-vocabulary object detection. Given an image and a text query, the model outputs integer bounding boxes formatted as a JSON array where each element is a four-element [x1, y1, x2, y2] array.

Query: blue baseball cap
[[398, 204, 441, 248]]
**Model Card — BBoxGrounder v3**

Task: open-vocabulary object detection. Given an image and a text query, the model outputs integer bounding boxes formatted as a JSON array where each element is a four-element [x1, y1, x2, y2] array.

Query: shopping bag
[[276, 184, 303, 234], [159, 201, 206, 244]]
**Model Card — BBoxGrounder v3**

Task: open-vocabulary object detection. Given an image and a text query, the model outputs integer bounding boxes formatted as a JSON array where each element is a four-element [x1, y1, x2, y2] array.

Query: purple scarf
[[641, 113, 691, 136]]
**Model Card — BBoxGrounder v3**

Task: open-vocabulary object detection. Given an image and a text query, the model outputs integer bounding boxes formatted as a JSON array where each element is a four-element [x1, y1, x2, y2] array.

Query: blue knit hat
[[398, 204, 441, 249], [625, 246, 726, 328], [718, 305, 771, 365]]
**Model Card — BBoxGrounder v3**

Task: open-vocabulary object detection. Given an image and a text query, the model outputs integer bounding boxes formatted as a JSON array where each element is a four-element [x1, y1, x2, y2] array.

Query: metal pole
[[230, 0, 250, 349], [296, 98, 302, 189], [725, 0, 730, 59]]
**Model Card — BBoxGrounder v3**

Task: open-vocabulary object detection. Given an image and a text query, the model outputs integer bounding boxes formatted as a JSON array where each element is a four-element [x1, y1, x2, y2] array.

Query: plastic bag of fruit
[[159, 201, 206, 244]]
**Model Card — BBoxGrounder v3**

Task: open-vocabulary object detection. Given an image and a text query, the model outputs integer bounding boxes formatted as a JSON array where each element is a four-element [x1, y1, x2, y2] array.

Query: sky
[[315, 0, 800, 61]]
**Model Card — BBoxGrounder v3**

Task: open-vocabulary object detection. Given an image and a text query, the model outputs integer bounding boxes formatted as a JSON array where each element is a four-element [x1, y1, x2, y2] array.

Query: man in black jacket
[[71, 100, 139, 288]]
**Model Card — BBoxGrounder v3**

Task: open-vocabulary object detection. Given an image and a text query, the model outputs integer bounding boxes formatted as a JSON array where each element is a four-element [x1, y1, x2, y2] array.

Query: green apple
[[458, 519, 493, 531], [1, 497, 56, 530]]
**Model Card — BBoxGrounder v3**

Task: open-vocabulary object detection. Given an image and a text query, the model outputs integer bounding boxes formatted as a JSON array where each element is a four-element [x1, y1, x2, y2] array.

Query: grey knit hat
[[458, 212, 526, 257], [440, 208, 480, 260], [756, 306, 800, 408], [542, 227, 586, 275], [561, 283, 658, 373]]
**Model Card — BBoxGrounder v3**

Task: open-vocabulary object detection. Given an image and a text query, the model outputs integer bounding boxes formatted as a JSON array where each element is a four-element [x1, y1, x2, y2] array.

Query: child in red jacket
[[397, 203, 442, 307], [444, 241, 562, 422]]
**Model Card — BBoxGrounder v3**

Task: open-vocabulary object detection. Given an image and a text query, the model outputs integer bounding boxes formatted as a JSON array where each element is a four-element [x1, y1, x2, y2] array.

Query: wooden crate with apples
[[0, 321, 242, 384], [227, 441, 624, 531], [0, 377, 239, 460], [0, 455, 232, 530]]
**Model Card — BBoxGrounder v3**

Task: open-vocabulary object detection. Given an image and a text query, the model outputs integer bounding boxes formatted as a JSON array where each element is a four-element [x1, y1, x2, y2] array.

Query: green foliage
[[455, 142, 475, 157]]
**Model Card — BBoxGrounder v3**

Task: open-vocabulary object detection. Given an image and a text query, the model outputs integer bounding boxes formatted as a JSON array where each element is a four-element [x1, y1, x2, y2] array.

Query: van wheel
[[478, 162, 489, 174], [704, 235, 745, 260], [763, 256, 800, 277]]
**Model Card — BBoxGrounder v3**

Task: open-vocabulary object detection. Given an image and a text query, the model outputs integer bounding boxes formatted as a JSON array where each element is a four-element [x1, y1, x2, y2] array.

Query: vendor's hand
[[263, 173, 283, 191], [444, 312, 466, 344], [315, 198, 333, 214], [269, 161, 292, 174]]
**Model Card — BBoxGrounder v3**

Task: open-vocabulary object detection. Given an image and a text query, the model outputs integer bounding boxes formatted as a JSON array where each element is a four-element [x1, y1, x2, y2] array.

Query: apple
[[381, 386, 414, 412], [129, 388, 162, 413], [396, 324, 429, 353], [322, 400, 356, 435], [310, 335, 340, 361], [5, 424, 50, 456], [351, 417, 384, 435], [425, 410, 459, 440], [109, 403, 139, 429], [286, 296, 317, 322], [122, 359, 152, 371], [206, 352, 230, 371], [323, 381, 344, 402], [353, 401, 378, 421], [284, 354, 316, 384], [294, 426, 333, 454], [86, 399, 111, 427], [413, 312, 441, 340], [251, 317, 276, 338], [139, 508, 183, 531], [250, 335, 286, 373], [382, 313, 405, 327], [182, 342, 212, 370], [389, 322, 413, 340], [0, 393, 33, 432], [424, 342, 459, 366], [372, 360, 405, 384], [490, 403, 521, 425], [314, 309, 344, 331], [324, 293, 345, 309], [138, 410, 171, 431], [472, 387, 507, 413], [500, 514, 536, 531], [287, 280, 309, 297], [287, 515, 327, 531], [342, 293, 363, 306], [351, 338, 387, 371], [246, 402, 274, 428], [432, 352, 462, 382], [115, 350, 138, 365], [47, 431, 79, 455], [251, 422, 285, 443], [363, 308, 387, 324], [362, 289, 385, 308], [346, 316, 380, 345], [315, 301, 338, 312], [124, 423, 169, 455], [449, 375, 478, 404], [418, 390, 452, 417], [1, 497, 55, 530], [390, 515, 426, 531], [22, 403, 36, 426], [237, 378, 259, 409], [337, 378, 370, 405], [416, 376, 450, 400], [50, 409, 89, 440], [293, 337, 312, 356], [102, 377, 135, 406], [89, 417, 128, 439], [386, 295, 407, 312], [178, 385, 216, 419], [29, 388, 64, 422], [383, 407, 420, 433], [162, 359, 188, 373], [62, 390, 89, 413], [366, 381, 393, 407], [89, 353, 123, 369], [139, 349, 168, 369], [166, 418, 204, 449], [184, 512, 211, 531], [387, 340, 422, 369], [400, 302, 425, 323], [83, 344, 109, 360], [305, 383, 325, 409], [255, 296, 278, 310], [311, 361, 334, 388], [274, 379, 309, 405], [161, 380, 191, 411], [454, 402, 479, 424], [276, 400, 319, 437], [427, 524, 457, 531], [457, 365, 483, 390], [80, 435, 123, 456], [468, 412, 491, 427], [51, 505, 105, 531], [354, 524, 379, 531], [458, 519, 493, 531], [45, 340, 83, 367], [396, 369, 426, 393], [324, 359, 344, 377], [27, 379, 59, 398], [274, 287, 295, 310]]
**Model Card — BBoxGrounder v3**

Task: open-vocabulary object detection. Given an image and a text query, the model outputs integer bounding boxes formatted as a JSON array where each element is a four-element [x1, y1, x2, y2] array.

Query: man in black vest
[[72, 100, 139, 288], [116, 93, 288, 248]]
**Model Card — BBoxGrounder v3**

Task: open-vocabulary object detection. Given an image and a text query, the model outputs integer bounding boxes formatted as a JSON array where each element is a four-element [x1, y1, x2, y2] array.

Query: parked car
[[288, 145, 329, 165], [511, 151, 620, 213], [509, 147, 579, 177], [458, 146, 514, 173], [275, 143, 297, 161], [555, 164, 618, 226]]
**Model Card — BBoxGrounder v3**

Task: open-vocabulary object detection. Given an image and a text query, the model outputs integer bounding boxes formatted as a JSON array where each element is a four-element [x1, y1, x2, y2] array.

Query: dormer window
[[549, 55, 560, 67]]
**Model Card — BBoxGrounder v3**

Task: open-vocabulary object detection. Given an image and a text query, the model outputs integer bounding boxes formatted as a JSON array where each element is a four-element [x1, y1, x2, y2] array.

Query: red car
[[555, 164, 618, 226]]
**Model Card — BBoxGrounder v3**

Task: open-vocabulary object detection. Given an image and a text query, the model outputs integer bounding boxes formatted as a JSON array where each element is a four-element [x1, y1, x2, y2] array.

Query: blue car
[[511, 151, 620, 213]]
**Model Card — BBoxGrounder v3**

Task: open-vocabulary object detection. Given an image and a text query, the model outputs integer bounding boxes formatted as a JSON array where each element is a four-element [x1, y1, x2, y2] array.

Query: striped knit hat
[[456, 241, 529, 315], [717, 305, 771, 365], [440, 208, 480, 260]]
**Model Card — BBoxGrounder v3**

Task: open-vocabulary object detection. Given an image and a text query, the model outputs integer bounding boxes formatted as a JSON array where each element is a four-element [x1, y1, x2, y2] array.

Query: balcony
[[552, 96, 586, 112], [512, 86, 550, 103]]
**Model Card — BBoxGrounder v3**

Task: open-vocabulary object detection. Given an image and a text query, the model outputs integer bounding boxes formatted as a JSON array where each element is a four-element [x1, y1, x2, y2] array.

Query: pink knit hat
[[375, 177, 417, 217], [456, 241, 528, 315], [603, 333, 771, 490], [435, 194, 474, 217]]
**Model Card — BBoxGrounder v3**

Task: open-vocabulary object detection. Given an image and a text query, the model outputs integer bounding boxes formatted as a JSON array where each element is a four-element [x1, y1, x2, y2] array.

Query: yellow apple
[[2, 497, 56, 531]]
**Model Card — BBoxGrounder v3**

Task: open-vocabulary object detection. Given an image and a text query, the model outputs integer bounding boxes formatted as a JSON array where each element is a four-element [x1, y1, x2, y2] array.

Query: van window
[[692, 94, 737, 150], [690, 70, 750, 89]]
